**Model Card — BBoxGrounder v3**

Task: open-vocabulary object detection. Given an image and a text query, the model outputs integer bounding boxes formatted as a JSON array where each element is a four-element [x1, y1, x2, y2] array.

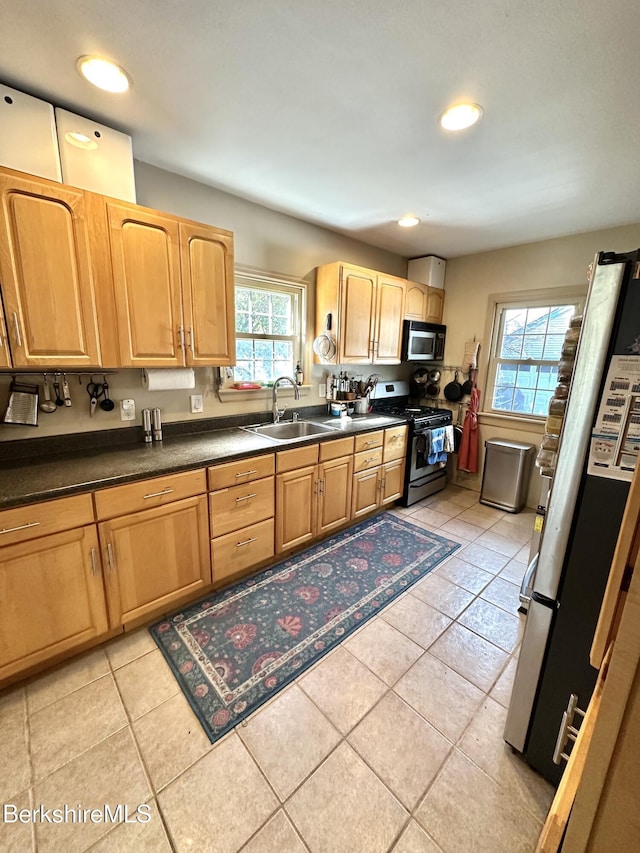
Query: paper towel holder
[[141, 368, 196, 391]]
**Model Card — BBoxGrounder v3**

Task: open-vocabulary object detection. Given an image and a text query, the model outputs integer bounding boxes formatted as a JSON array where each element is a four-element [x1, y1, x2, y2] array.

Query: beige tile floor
[[0, 485, 554, 853]]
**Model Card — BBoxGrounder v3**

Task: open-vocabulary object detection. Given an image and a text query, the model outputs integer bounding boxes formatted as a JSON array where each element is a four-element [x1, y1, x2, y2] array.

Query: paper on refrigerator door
[[587, 355, 640, 480]]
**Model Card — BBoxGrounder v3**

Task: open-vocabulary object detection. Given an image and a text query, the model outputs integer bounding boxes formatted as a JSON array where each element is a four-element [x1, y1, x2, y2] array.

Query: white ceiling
[[2, 0, 640, 259]]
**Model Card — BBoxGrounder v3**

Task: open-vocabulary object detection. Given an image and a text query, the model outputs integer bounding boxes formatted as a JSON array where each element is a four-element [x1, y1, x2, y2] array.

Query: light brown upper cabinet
[[404, 280, 444, 324], [315, 262, 406, 365], [0, 167, 102, 367], [94, 198, 236, 368], [404, 281, 429, 321], [425, 286, 444, 324], [179, 221, 235, 366]]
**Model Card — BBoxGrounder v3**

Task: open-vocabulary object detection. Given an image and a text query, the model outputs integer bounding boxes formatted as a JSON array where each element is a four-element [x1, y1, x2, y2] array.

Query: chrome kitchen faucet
[[272, 376, 300, 423]]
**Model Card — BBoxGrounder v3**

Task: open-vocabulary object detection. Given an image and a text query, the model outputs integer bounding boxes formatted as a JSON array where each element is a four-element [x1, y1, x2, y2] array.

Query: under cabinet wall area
[[0, 165, 235, 370]]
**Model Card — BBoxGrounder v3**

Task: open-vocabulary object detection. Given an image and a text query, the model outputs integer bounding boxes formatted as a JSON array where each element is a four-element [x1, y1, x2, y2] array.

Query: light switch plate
[[190, 394, 204, 413], [120, 399, 135, 421]]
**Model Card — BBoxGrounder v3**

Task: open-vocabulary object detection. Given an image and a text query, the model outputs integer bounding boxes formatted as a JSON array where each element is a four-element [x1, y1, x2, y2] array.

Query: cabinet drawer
[[94, 469, 206, 520], [384, 425, 408, 462], [276, 444, 319, 473], [0, 493, 94, 547], [319, 436, 354, 461], [211, 518, 275, 582], [353, 446, 384, 473], [209, 477, 274, 537], [208, 453, 275, 490], [354, 430, 384, 453]]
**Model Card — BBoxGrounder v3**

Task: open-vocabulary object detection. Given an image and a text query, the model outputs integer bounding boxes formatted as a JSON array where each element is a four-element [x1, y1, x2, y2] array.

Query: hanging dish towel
[[427, 427, 447, 464], [458, 375, 480, 473], [462, 340, 480, 373], [443, 424, 455, 453]]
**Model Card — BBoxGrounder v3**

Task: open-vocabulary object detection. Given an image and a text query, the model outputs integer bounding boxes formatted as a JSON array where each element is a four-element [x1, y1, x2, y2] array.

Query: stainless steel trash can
[[480, 438, 535, 513]]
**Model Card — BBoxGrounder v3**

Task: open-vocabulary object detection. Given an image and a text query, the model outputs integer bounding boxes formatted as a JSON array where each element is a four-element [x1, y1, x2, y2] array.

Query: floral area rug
[[150, 512, 460, 743]]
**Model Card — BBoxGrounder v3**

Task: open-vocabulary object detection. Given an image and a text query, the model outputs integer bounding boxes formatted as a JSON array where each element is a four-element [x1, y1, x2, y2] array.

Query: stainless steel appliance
[[370, 380, 452, 505], [504, 249, 640, 785], [401, 320, 446, 362]]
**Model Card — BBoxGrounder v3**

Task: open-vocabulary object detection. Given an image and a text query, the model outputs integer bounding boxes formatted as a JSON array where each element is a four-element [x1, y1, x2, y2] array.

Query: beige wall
[[0, 163, 408, 441], [442, 223, 640, 506]]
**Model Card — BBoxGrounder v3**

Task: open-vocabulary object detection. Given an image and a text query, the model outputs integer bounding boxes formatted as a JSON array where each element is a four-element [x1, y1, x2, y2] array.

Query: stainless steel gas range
[[370, 381, 453, 506]]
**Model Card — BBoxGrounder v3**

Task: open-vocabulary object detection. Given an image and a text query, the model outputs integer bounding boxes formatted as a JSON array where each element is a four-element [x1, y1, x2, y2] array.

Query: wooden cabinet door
[[0, 170, 101, 367], [276, 465, 317, 553], [318, 455, 353, 535], [179, 221, 235, 366], [404, 281, 427, 321], [381, 459, 405, 504], [100, 496, 210, 627], [374, 274, 405, 363], [340, 265, 376, 363], [105, 200, 185, 367], [0, 525, 108, 681], [425, 286, 444, 324], [352, 467, 381, 518]]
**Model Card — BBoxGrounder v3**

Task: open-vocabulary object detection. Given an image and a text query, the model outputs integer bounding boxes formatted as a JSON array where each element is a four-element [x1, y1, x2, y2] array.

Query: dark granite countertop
[[0, 413, 407, 510]]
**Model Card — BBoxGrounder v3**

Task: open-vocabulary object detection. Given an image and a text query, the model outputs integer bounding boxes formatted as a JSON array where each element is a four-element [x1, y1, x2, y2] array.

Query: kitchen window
[[233, 273, 305, 383], [487, 292, 584, 417]]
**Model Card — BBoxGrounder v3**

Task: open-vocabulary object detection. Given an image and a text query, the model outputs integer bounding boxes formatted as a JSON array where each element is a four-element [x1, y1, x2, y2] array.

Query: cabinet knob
[[552, 693, 586, 764]]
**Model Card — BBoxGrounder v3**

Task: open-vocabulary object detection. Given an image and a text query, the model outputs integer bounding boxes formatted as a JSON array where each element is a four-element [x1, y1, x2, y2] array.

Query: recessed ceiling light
[[397, 216, 421, 228], [76, 56, 131, 93], [64, 131, 98, 150], [439, 103, 483, 131]]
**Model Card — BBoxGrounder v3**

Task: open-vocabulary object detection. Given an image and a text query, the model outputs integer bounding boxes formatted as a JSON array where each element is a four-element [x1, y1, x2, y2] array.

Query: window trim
[[228, 267, 307, 387], [482, 285, 587, 421]]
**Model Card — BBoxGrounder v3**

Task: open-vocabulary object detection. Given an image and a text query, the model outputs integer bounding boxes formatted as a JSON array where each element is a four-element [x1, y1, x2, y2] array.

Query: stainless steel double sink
[[241, 414, 400, 443]]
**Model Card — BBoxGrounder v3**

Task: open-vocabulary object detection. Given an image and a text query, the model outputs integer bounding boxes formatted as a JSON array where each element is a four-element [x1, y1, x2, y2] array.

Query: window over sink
[[233, 271, 305, 385]]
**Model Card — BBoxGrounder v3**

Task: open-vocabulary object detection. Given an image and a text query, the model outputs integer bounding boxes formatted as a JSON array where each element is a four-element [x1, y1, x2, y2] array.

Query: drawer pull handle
[[12, 313, 23, 347], [236, 536, 257, 547], [106, 542, 115, 572], [235, 493, 257, 503], [364, 457, 377, 464], [143, 488, 175, 499], [0, 521, 40, 535], [364, 439, 378, 446], [90, 547, 98, 576], [235, 469, 257, 478]]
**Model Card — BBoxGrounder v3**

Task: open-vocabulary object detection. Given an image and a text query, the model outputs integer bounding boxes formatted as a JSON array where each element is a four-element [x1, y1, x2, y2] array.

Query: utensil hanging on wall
[[2, 381, 39, 426], [52, 376, 64, 406], [444, 370, 463, 402], [62, 373, 72, 407], [39, 374, 57, 413], [312, 313, 337, 361]]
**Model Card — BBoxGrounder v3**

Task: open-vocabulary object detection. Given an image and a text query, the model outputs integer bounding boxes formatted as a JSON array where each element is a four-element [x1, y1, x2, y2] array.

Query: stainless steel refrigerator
[[504, 248, 640, 785]]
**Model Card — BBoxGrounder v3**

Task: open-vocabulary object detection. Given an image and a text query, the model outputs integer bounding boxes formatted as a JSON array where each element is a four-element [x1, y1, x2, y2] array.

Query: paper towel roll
[[142, 368, 196, 391]]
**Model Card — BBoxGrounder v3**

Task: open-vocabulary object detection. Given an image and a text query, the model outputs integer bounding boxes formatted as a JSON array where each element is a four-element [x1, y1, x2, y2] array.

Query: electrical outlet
[[120, 399, 135, 421], [319, 383, 326, 398], [190, 394, 204, 414]]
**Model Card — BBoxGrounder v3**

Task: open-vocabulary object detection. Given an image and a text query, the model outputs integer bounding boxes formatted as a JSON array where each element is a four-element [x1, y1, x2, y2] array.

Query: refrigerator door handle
[[519, 553, 538, 608]]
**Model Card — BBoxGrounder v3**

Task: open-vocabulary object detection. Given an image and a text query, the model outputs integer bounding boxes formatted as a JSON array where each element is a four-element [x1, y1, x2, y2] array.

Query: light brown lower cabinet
[[276, 449, 354, 553], [0, 525, 108, 681], [352, 458, 405, 518], [99, 495, 211, 627], [211, 518, 275, 583]]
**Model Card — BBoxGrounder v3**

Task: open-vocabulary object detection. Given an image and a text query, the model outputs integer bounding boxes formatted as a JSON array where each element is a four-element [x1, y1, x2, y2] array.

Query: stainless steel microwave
[[401, 320, 446, 362]]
